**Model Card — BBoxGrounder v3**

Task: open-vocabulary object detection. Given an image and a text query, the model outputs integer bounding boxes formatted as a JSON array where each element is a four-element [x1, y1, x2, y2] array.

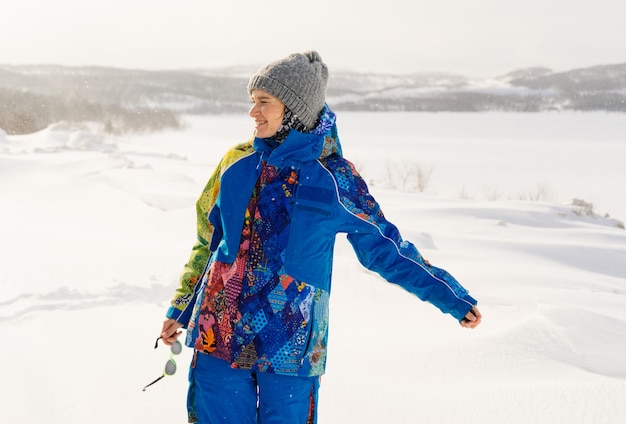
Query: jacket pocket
[[285, 186, 335, 290]]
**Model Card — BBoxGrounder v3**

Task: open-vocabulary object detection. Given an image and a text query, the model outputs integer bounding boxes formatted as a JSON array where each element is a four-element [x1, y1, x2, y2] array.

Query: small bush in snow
[[386, 160, 432, 192], [571, 198, 594, 216]]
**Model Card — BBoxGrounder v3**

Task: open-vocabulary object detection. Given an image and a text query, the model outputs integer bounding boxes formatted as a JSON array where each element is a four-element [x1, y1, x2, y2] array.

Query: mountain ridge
[[1, 62, 625, 135]]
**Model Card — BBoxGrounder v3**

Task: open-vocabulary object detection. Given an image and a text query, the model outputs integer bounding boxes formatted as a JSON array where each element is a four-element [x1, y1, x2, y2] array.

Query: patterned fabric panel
[[193, 163, 328, 376]]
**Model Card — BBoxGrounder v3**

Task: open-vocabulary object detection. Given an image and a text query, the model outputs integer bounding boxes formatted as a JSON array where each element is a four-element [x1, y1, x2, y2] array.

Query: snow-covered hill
[[1, 62, 625, 135]]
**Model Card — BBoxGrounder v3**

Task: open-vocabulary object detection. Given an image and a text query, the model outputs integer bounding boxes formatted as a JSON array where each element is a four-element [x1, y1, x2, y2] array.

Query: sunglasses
[[142, 337, 182, 391]]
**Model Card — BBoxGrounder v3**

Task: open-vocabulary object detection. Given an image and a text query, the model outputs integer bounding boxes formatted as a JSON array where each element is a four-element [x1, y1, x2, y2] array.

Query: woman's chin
[[255, 130, 277, 138]]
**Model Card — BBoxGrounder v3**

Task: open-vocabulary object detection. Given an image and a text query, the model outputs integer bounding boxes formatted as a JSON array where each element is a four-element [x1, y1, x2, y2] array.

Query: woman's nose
[[249, 103, 259, 117]]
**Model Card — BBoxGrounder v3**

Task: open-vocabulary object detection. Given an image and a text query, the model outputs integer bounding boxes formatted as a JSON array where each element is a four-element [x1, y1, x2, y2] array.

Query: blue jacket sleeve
[[347, 229, 477, 321], [337, 159, 477, 321]]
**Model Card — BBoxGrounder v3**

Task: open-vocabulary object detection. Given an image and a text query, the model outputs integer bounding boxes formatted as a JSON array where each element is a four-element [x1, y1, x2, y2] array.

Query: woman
[[159, 51, 482, 423]]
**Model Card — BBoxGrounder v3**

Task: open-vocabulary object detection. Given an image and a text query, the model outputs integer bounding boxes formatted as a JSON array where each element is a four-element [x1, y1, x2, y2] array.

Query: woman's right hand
[[160, 318, 183, 346], [460, 306, 482, 329]]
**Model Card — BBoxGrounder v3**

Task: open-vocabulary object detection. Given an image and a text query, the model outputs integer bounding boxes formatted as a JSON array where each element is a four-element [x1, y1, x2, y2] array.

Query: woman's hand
[[460, 306, 482, 329], [160, 318, 183, 346]]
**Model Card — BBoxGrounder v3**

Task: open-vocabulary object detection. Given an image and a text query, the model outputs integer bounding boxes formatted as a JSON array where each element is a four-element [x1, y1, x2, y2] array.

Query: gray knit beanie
[[248, 51, 328, 130]]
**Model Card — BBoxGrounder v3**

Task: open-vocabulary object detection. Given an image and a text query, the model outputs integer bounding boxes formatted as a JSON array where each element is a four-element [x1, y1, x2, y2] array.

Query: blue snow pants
[[187, 352, 319, 424]]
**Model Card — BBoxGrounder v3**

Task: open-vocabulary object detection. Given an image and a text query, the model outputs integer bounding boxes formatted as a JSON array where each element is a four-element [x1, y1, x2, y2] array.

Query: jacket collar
[[253, 104, 342, 166]]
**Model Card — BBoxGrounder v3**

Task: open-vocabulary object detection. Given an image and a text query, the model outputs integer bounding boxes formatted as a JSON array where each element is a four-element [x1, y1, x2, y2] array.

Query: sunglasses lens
[[164, 359, 177, 376], [171, 340, 182, 355]]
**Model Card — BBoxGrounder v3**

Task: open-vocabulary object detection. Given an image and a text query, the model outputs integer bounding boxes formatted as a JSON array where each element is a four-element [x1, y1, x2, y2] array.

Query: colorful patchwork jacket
[[166, 106, 477, 377]]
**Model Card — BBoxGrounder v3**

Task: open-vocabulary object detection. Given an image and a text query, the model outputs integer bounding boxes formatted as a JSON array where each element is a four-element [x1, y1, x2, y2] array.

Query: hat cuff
[[248, 74, 317, 129]]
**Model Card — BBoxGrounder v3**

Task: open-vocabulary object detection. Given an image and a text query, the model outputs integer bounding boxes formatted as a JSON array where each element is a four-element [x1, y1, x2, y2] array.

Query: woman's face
[[249, 89, 285, 138]]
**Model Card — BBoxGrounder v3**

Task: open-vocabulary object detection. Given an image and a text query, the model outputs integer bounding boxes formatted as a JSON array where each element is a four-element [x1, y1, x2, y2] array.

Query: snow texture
[[1, 112, 625, 423]]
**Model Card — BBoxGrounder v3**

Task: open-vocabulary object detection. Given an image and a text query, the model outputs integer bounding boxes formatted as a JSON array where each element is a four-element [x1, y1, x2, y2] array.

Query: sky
[[2, 0, 625, 77]]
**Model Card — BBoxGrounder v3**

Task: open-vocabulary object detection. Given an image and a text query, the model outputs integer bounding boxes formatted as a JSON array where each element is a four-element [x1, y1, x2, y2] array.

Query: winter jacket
[[167, 106, 477, 377]]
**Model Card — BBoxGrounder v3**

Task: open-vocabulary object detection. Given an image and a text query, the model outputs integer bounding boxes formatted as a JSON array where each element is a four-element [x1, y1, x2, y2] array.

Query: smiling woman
[[158, 50, 481, 424]]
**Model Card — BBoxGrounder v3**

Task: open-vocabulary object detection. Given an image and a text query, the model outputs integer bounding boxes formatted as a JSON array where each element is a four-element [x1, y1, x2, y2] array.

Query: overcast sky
[[2, 0, 624, 77]]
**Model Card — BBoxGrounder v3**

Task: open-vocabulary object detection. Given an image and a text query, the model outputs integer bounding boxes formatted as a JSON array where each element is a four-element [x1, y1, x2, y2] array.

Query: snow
[[1, 111, 625, 423]]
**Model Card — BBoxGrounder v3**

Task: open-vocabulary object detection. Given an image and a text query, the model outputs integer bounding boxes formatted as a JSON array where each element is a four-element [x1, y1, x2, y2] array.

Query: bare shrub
[[458, 186, 473, 200], [484, 186, 503, 201], [571, 198, 594, 216], [386, 160, 433, 192], [520, 183, 553, 201]]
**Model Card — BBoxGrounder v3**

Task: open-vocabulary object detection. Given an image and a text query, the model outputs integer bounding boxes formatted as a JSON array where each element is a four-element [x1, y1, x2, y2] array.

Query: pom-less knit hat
[[248, 51, 328, 130]]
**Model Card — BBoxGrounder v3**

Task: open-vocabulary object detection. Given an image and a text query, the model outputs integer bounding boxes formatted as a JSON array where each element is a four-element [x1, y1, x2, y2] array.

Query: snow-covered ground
[[1, 111, 625, 423]]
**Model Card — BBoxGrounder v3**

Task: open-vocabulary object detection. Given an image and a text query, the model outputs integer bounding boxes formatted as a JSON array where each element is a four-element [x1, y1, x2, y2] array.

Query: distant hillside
[[1, 62, 625, 135], [0, 65, 247, 134], [325, 64, 626, 113]]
